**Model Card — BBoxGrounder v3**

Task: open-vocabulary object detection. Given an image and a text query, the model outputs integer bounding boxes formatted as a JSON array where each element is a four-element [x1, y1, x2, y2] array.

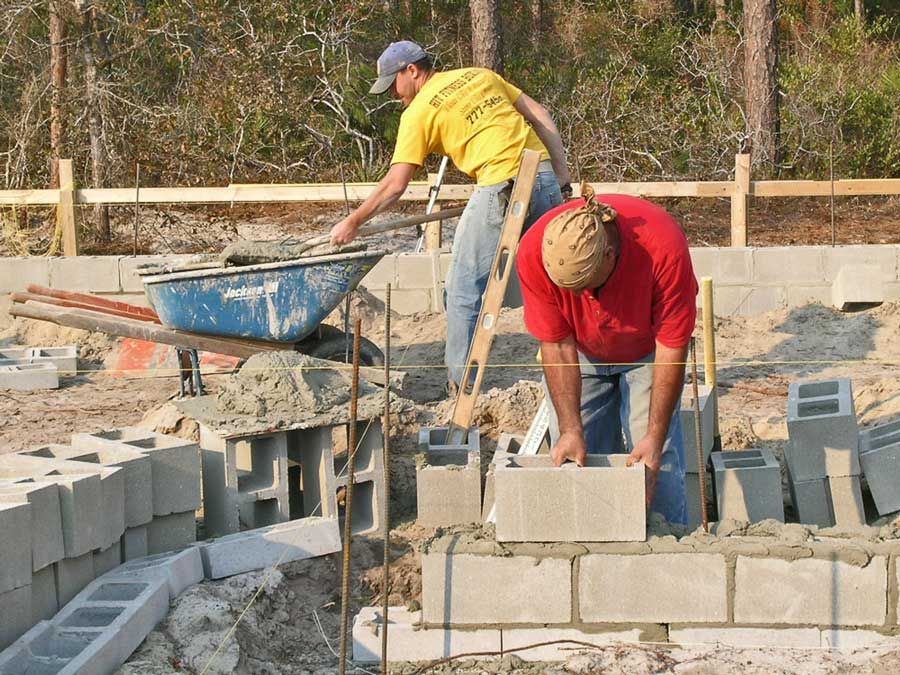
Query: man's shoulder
[[599, 194, 687, 248]]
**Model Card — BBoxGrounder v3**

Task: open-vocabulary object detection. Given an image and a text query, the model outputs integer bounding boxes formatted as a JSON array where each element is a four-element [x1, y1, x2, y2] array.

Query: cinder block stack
[[0, 344, 78, 391], [680, 384, 715, 528], [415, 426, 482, 528], [787, 378, 864, 527], [859, 418, 900, 517], [711, 448, 784, 523]]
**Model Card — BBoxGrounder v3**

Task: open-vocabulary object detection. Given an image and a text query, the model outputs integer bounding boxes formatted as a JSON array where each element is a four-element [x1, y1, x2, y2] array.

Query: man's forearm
[[541, 337, 582, 435], [345, 174, 406, 229], [647, 342, 689, 444], [533, 120, 570, 186]]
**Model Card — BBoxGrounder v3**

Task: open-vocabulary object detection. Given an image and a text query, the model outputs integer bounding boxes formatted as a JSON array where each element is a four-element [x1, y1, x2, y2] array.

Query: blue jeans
[[445, 166, 562, 386], [542, 352, 688, 525]]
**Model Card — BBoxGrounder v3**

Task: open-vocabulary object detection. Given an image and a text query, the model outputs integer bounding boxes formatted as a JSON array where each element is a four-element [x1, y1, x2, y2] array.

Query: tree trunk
[[531, 0, 542, 48], [49, 1, 68, 188], [77, 0, 110, 240], [855, 0, 866, 23], [715, 0, 728, 24], [744, 0, 780, 171], [470, 0, 503, 73]]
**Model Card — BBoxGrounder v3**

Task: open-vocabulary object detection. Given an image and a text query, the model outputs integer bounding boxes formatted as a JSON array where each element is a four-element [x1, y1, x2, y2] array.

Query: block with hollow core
[[107, 547, 204, 599], [734, 555, 887, 626], [579, 553, 728, 624], [54, 551, 94, 607], [859, 418, 900, 516], [26, 345, 77, 376], [0, 500, 31, 594], [0, 362, 58, 391], [146, 511, 196, 555], [0, 480, 64, 571], [415, 451, 481, 528], [832, 264, 884, 310], [492, 452, 646, 542], [711, 448, 784, 523], [0, 585, 31, 651], [787, 378, 859, 480], [418, 426, 480, 456], [24, 443, 152, 529], [72, 427, 201, 517], [680, 384, 714, 473]]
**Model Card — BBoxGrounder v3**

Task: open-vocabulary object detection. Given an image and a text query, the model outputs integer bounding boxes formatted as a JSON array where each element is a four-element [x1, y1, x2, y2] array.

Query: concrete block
[[198, 516, 341, 580], [49, 255, 121, 292], [711, 448, 784, 523], [579, 553, 728, 623], [376, 288, 431, 314], [497, 432, 525, 454], [859, 418, 900, 515], [72, 426, 201, 516], [715, 285, 786, 316], [26, 345, 78, 376], [681, 384, 714, 473], [352, 606, 501, 663], [829, 475, 866, 526], [93, 542, 122, 577], [0, 501, 32, 593], [0, 257, 50, 294], [502, 627, 649, 660], [26, 443, 152, 529], [685, 471, 712, 530], [121, 525, 149, 562], [832, 264, 885, 309], [789, 475, 834, 527], [734, 556, 887, 626], [669, 625, 821, 649], [0, 362, 59, 391], [55, 551, 94, 607], [493, 453, 646, 542], [146, 511, 196, 555], [0, 480, 64, 571], [825, 245, 898, 281], [754, 247, 825, 283], [360, 254, 398, 289], [418, 426, 480, 456], [689, 247, 754, 284], [787, 378, 859, 480], [787, 284, 833, 308], [31, 566, 58, 623], [0, 585, 31, 651], [415, 451, 481, 528], [397, 252, 437, 289], [422, 551, 571, 624], [0, 347, 28, 361], [821, 628, 900, 651], [108, 547, 204, 599]]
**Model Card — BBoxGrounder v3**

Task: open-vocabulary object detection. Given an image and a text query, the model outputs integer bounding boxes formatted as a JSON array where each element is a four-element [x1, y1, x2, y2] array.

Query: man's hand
[[550, 429, 587, 467], [330, 216, 358, 246], [626, 435, 664, 507]]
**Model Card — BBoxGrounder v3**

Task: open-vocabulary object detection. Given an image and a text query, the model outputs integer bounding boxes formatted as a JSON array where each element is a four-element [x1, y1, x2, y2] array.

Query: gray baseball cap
[[369, 40, 428, 95]]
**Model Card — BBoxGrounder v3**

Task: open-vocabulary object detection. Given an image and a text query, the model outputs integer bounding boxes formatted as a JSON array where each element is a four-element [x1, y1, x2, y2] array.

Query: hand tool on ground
[[415, 155, 450, 253], [691, 337, 709, 532]]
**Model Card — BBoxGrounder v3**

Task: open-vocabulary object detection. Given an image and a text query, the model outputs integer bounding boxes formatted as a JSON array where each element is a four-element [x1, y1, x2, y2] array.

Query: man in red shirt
[[516, 186, 698, 524]]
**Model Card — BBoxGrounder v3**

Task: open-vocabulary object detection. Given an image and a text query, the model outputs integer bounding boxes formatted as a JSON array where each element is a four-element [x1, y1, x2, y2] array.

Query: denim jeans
[[445, 165, 562, 386], [542, 352, 688, 525]]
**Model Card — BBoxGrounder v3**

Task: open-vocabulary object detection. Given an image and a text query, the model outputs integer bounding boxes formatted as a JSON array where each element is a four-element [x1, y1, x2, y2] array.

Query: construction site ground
[[3, 292, 900, 673]]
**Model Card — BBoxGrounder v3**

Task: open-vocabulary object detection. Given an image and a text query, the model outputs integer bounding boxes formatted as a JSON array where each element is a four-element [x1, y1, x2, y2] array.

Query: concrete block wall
[[415, 451, 482, 528]]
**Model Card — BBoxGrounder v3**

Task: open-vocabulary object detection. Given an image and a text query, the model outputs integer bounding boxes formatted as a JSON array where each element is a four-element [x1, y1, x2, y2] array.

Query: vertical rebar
[[830, 140, 836, 247], [133, 163, 140, 256], [380, 284, 392, 674], [691, 337, 709, 532], [338, 319, 362, 675]]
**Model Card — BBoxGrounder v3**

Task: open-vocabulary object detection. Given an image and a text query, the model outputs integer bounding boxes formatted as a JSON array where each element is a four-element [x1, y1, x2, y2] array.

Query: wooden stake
[[730, 153, 750, 248], [58, 159, 78, 256], [701, 277, 719, 438], [690, 338, 709, 532]]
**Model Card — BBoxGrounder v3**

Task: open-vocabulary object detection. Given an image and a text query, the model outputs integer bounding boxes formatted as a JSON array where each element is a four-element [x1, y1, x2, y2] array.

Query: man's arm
[[513, 93, 572, 187], [330, 163, 418, 245], [626, 341, 688, 506], [541, 336, 586, 467]]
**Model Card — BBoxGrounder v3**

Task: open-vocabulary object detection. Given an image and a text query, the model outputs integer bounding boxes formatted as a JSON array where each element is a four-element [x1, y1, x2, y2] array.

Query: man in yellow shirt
[[331, 40, 571, 393]]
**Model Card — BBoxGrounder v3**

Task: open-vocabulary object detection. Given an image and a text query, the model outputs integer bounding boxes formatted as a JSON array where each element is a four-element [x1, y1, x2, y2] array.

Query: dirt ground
[[3, 292, 900, 672]]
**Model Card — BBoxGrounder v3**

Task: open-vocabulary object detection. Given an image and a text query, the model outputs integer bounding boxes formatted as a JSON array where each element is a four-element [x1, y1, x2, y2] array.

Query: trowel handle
[[304, 206, 465, 249]]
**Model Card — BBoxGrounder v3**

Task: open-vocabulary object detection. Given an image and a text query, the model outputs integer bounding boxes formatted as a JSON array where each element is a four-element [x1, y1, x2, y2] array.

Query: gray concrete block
[[789, 474, 833, 527], [421, 551, 571, 624], [0, 501, 31, 593], [415, 451, 481, 528], [396, 252, 438, 289], [0, 362, 59, 391], [0, 257, 49, 294], [579, 553, 728, 623], [734, 556, 887, 626], [754, 247, 825, 283], [715, 285, 787, 316], [198, 516, 341, 580], [108, 547, 204, 599], [26, 346, 78, 376], [711, 448, 784, 523], [787, 378, 859, 480], [833, 264, 885, 309], [49, 255, 121, 292], [501, 627, 649, 660], [121, 525, 148, 562], [829, 475, 865, 526], [146, 511, 196, 555], [31, 565, 58, 623], [859, 418, 900, 515], [824, 245, 898, 281], [93, 542, 122, 578], [493, 453, 646, 542], [0, 480, 64, 571], [360, 254, 398, 288], [72, 426, 201, 516], [685, 471, 712, 530], [55, 551, 94, 607], [787, 284, 833, 308], [0, 347, 28, 361], [821, 628, 900, 651], [689, 247, 754, 284], [353, 606, 501, 663], [0, 585, 31, 651], [418, 426, 480, 455], [497, 432, 525, 454], [669, 625, 821, 649], [681, 384, 714, 473]]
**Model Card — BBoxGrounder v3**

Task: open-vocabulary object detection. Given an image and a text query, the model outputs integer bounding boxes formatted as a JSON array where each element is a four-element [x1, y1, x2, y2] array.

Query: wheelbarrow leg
[[175, 347, 204, 398]]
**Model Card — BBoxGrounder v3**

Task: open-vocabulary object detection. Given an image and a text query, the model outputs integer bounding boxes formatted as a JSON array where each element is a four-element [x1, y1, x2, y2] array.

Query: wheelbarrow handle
[[302, 206, 465, 249]]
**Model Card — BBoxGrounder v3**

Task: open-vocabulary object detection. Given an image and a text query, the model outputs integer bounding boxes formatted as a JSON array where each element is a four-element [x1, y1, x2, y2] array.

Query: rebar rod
[[381, 284, 392, 674]]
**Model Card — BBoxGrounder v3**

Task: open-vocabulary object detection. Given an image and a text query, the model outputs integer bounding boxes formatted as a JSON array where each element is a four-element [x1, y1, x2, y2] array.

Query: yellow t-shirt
[[390, 68, 550, 186]]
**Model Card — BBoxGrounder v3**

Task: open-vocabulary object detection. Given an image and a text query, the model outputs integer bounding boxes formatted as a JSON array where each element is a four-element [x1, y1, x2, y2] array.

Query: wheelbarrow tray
[[141, 249, 386, 342]]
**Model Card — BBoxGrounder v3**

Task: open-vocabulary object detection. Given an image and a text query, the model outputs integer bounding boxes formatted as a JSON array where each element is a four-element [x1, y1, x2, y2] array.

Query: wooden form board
[[444, 149, 541, 445]]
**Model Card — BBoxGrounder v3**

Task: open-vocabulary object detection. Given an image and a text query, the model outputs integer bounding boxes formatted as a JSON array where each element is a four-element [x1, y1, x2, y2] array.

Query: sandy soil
[[3, 296, 900, 672]]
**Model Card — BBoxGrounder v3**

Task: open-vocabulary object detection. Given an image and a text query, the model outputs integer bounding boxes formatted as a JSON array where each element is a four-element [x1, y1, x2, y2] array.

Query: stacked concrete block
[[0, 362, 58, 391], [0, 501, 32, 650], [418, 425, 480, 456], [711, 448, 784, 523], [832, 264, 884, 310], [107, 548, 204, 599], [859, 418, 900, 515], [146, 511, 196, 555], [787, 378, 862, 526], [685, 471, 713, 530], [681, 384, 715, 473], [121, 524, 149, 561], [415, 451, 481, 528], [492, 452, 646, 542], [55, 552, 95, 607], [0, 347, 28, 362], [26, 346, 78, 376], [0, 481, 65, 572], [30, 566, 58, 623]]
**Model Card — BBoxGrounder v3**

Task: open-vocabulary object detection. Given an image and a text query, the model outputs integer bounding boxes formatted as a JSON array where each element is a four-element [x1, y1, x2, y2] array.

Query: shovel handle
[[303, 206, 465, 249]]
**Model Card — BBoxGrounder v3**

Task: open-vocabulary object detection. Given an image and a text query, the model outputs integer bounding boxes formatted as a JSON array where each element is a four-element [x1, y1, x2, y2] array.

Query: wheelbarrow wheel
[[305, 333, 385, 367]]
